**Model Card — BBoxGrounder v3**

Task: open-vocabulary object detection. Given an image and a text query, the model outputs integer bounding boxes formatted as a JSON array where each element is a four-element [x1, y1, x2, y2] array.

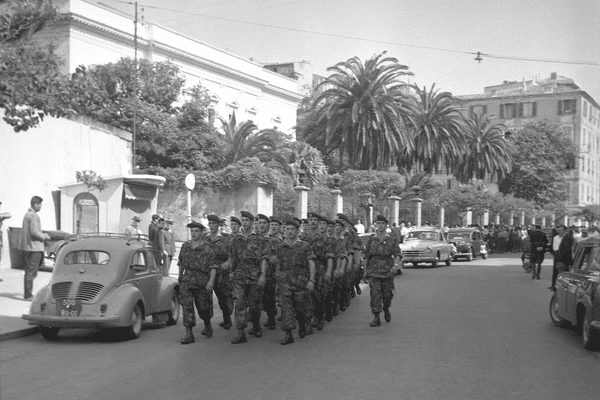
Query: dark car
[[23, 233, 180, 341], [549, 236, 600, 350], [447, 228, 488, 261]]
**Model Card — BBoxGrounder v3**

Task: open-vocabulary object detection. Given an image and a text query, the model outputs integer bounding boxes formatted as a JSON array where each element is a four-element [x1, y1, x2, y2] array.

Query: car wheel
[[125, 303, 143, 340], [412, 262, 419, 267], [466, 249, 473, 262], [549, 293, 568, 327], [445, 256, 452, 266], [582, 309, 599, 350], [482, 252, 488, 260], [431, 254, 439, 268], [40, 327, 60, 341], [166, 291, 180, 326]]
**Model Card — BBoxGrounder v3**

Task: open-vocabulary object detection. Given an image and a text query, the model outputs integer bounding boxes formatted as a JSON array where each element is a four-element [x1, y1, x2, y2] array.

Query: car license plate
[[57, 298, 82, 317]]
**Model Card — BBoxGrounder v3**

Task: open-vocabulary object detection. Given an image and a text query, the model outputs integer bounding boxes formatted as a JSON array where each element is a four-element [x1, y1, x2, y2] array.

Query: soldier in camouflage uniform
[[330, 217, 351, 317], [205, 214, 233, 330], [364, 215, 402, 327], [256, 214, 279, 330], [275, 219, 316, 345], [337, 213, 356, 311], [227, 211, 268, 344], [178, 221, 218, 344], [350, 225, 364, 297]]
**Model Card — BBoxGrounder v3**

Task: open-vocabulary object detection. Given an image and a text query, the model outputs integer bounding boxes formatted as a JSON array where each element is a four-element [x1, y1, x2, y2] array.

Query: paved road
[[2, 255, 599, 400]]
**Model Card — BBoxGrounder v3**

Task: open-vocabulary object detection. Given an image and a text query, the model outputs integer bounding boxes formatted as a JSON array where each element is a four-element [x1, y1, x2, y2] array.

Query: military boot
[[280, 330, 294, 345], [383, 307, 392, 323], [231, 329, 247, 344], [264, 316, 276, 330], [248, 322, 262, 338], [203, 320, 213, 338], [298, 319, 307, 338], [316, 318, 325, 331], [370, 313, 381, 327], [219, 314, 232, 330], [180, 327, 195, 344], [536, 266, 541, 280], [355, 283, 362, 295]]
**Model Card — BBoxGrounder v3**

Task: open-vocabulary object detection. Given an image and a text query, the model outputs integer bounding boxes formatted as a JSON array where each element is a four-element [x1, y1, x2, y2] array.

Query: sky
[[100, 0, 600, 101]]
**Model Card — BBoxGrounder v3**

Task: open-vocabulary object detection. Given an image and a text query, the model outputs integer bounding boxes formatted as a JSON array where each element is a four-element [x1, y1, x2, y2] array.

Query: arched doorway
[[74, 193, 99, 234]]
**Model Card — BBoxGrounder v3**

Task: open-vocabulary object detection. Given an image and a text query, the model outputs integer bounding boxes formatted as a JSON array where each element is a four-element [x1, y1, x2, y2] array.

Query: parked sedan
[[549, 236, 600, 350], [447, 228, 488, 261], [400, 228, 454, 267], [23, 233, 180, 341]]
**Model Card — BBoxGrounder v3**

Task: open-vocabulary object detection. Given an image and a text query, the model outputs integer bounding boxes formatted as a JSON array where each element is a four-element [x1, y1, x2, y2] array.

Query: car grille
[[75, 282, 104, 302], [402, 250, 429, 257], [52, 282, 73, 299]]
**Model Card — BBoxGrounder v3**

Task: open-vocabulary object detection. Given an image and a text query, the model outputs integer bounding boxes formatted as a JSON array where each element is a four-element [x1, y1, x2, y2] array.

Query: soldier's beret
[[220, 218, 227, 226], [207, 214, 220, 224], [376, 215, 388, 224], [334, 218, 345, 226], [324, 216, 334, 225], [269, 216, 282, 225], [292, 217, 301, 224], [285, 219, 300, 228], [187, 220, 205, 229], [152, 214, 160, 220], [256, 213, 270, 223], [336, 213, 351, 224], [307, 212, 319, 220], [240, 211, 254, 220], [165, 219, 174, 224], [301, 218, 308, 224], [132, 216, 141, 222], [230, 216, 241, 225]]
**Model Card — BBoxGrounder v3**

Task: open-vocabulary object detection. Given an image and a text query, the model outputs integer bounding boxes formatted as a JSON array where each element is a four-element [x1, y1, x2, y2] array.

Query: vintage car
[[359, 233, 403, 275], [399, 228, 454, 267], [549, 236, 600, 350], [23, 233, 180, 341], [447, 228, 488, 261]]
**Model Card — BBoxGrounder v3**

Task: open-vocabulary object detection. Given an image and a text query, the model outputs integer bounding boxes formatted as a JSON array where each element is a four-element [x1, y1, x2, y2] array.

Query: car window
[[131, 251, 148, 274], [583, 247, 600, 272], [447, 233, 468, 241], [578, 247, 593, 271], [64, 251, 110, 265]]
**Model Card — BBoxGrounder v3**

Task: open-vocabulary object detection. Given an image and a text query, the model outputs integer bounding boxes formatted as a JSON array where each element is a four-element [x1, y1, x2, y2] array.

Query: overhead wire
[[97, 0, 600, 67]]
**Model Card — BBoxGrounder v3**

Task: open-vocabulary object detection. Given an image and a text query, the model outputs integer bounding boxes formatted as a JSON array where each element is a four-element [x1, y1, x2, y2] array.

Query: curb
[[0, 326, 39, 342]]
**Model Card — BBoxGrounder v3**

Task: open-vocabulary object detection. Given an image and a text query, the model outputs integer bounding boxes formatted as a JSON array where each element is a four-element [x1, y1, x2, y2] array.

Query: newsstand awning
[[123, 184, 157, 201]]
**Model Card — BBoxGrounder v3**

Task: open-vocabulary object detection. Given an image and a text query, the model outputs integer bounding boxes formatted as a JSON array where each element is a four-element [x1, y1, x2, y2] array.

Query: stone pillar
[[388, 196, 401, 226], [294, 185, 309, 219], [509, 211, 514, 225], [531, 217, 536, 226], [520, 211, 525, 226], [495, 214, 500, 224], [256, 183, 273, 216], [411, 198, 423, 226], [541, 216, 546, 227], [330, 189, 343, 216], [483, 210, 490, 226], [551, 213, 556, 226], [466, 209, 473, 226], [439, 206, 445, 227], [563, 215, 569, 227]]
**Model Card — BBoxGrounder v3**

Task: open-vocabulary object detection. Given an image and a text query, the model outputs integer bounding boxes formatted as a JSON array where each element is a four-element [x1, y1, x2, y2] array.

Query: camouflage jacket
[[365, 233, 400, 278], [275, 238, 315, 289]]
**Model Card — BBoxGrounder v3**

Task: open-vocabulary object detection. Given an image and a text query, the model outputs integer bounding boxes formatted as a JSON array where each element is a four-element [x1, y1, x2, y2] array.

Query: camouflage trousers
[[311, 279, 328, 321], [280, 284, 313, 331], [232, 281, 263, 330], [369, 277, 394, 314], [181, 282, 214, 328], [262, 280, 277, 319], [214, 271, 234, 317]]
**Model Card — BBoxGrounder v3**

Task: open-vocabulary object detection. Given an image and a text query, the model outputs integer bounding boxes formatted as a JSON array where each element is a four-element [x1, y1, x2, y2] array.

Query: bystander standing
[[20, 196, 51, 300]]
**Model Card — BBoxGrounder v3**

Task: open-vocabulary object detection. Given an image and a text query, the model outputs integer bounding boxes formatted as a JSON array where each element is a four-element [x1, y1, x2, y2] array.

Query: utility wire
[[98, 0, 600, 67]]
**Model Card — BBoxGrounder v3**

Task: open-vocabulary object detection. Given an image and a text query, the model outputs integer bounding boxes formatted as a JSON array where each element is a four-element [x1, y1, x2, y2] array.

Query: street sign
[[184, 173, 195, 190]]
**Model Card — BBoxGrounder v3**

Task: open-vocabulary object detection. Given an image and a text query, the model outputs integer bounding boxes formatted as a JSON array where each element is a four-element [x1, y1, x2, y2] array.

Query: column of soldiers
[[177, 210, 401, 345]]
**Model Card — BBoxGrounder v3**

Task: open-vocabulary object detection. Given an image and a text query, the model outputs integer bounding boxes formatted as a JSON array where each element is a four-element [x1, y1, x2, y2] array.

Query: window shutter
[[558, 100, 562, 115], [483, 105, 487, 116], [499, 104, 504, 119], [518, 103, 524, 118], [532, 102, 537, 117]]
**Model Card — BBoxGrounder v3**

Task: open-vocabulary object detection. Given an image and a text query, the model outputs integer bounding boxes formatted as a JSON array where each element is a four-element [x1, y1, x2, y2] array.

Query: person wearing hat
[[125, 216, 143, 236], [330, 217, 352, 316], [226, 211, 269, 344], [254, 213, 279, 331], [269, 216, 283, 240], [178, 221, 218, 344], [148, 214, 161, 266], [203, 215, 234, 330], [229, 216, 241, 236], [323, 216, 346, 321], [300, 218, 309, 233], [160, 219, 176, 275], [275, 218, 316, 345], [364, 215, 401, 327], [528, 224, 548, 280], [0, 200, 12, 267], [335, 214, 358, 311]]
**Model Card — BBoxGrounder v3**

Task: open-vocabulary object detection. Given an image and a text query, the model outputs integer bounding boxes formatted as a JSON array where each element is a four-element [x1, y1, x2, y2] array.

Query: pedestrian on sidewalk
[[549, 225, 574, 291], [0, 200, 12, 268], [20, 196, 51, 300], [529, 225, 548, 280]]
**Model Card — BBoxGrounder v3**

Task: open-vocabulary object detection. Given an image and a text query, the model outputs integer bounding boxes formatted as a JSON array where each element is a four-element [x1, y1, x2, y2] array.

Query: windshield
[[447, 233, 469, 241], [405, 231, 439, 241], [63, 251, 110, 265]]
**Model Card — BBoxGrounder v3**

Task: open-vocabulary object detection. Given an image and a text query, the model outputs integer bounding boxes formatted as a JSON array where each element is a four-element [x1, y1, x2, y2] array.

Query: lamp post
[[184, 173, 195, 240], [410, 186, 423, 227]]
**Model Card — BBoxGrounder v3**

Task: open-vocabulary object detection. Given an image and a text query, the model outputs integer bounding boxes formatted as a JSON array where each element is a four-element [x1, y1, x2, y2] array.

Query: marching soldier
[[364, 215, 401, 327], [227, 211, 268, 344], [331, 217, 350, 316], [178, 221, 218, 344], [276, 219, 316, 345], [337, 213, 355, 311], [205, 214, 233, 330], [256, 214, 279, 330]]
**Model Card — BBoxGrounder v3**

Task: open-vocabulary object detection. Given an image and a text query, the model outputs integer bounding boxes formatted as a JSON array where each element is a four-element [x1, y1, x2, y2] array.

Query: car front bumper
[[403, 256, 437, 263], [22, 314, 121, 328]]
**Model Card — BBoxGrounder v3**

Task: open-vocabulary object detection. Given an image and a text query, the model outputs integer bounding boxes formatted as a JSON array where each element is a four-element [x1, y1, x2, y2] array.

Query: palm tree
[[311, 52, 413, 170], [454, 113, 513, 183], [399, 84, 467, 174], [218, 111, 258, 163]]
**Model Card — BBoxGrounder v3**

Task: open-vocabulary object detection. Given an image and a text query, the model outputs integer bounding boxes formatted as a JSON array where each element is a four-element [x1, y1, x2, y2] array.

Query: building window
[[518, 102, 537, 118], [499, 103, 516, 119], [469, 105, 487, 117], [583, 101, 588, 117], [582, 156, 585, 172], [558, 99, 576, 115]]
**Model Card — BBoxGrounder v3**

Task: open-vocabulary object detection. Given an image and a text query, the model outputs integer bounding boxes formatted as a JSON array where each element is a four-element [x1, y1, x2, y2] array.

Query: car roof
[[448, 227, 480, 231]]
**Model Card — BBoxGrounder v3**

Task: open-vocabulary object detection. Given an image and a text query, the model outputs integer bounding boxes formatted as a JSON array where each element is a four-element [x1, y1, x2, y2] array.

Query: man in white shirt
[[354, 219, 365, 234], [125, 216, 143, 236]]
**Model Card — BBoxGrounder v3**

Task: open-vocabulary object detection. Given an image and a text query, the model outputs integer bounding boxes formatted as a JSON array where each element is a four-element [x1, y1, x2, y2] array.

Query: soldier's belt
[[370, 255, 392, 260]]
